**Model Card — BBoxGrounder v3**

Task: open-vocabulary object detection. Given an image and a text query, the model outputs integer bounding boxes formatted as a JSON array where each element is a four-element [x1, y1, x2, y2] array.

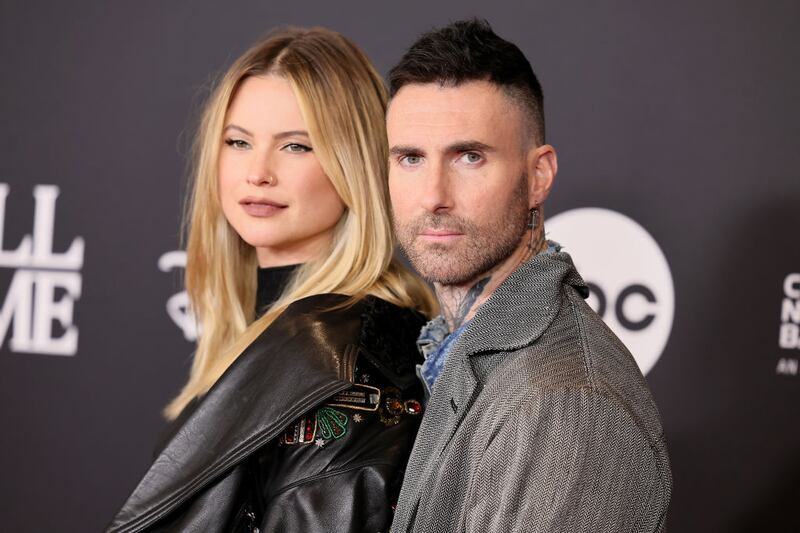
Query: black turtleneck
[[256, 264, 301, 318]]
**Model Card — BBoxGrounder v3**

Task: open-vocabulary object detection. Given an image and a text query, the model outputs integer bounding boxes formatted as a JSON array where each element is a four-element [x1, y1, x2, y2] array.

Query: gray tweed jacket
[[391, 251, 672, 532]]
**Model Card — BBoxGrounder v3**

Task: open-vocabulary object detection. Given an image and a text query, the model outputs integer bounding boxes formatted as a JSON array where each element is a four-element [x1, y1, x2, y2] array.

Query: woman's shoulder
[[280, 293, 426, 349], [271, 293, 426, 389]]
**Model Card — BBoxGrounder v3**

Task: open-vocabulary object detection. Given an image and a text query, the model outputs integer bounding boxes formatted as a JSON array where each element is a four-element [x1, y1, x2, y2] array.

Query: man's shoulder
[[558, 287, 667, 442], [475, 286, 667, 449], [499, 284, 651, 394]]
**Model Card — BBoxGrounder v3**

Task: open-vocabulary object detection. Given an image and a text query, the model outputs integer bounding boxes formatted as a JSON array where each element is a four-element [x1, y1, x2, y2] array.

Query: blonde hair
[[165, 27, 437, 420]]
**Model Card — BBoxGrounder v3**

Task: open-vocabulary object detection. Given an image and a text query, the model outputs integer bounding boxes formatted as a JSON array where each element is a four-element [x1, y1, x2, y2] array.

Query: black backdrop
[[1, 1, 798, 531]]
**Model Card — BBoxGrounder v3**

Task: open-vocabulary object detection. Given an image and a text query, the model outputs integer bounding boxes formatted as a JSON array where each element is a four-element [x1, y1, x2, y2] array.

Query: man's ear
[[526, 144, 557, 207]]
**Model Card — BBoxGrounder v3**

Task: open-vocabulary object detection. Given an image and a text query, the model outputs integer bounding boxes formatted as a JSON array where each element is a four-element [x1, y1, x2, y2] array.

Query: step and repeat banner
[[1, 1, 798, 531]]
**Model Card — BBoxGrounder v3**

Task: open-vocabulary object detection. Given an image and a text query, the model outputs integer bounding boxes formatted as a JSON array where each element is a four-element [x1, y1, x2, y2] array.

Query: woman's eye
[[224, 138, 250, 149], [460, 152, 483, 164], [283, 143, 312, 153]]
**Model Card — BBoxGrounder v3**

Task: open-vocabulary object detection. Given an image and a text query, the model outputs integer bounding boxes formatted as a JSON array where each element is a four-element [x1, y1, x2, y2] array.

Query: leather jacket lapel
[[109, 294, 362, 533]]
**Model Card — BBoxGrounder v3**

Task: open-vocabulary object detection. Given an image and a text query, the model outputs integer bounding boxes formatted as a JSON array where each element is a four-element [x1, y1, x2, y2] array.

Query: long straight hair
[[165, 27, 436, 420]]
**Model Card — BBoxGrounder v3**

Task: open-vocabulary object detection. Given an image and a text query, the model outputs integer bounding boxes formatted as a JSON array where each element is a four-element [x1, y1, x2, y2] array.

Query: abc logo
[[547, 208, 674, 375]]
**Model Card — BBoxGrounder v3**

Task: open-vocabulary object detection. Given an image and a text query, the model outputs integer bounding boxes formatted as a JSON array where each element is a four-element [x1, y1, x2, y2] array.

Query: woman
[[107, 27, 435, 533]]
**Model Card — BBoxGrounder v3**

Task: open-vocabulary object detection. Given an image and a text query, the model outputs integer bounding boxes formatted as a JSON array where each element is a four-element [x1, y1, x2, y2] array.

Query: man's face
[[387, 80, 531, 285]]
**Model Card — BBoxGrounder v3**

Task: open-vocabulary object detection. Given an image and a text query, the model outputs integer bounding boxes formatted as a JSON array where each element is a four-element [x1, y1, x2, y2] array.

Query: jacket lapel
[[108, 294, 362, 533]]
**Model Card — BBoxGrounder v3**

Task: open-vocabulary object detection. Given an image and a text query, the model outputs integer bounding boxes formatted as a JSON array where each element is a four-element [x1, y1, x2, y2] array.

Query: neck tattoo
[[439, 275, 491, 332]]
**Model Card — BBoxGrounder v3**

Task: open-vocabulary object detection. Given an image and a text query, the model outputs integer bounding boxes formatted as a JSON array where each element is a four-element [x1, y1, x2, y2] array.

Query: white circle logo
[[547, 208, 674, 375]]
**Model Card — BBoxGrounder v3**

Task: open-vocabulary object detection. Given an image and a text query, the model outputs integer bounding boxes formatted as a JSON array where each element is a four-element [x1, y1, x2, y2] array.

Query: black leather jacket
[[107, 294, 426, 532]]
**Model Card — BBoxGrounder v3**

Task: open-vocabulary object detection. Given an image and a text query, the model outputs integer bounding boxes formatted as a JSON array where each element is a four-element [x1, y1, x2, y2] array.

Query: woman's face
[[218, 75, 346, 267]]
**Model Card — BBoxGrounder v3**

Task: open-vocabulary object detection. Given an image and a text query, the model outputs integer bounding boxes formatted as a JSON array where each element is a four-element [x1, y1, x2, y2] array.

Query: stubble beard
[[394, 175, 530, 286]]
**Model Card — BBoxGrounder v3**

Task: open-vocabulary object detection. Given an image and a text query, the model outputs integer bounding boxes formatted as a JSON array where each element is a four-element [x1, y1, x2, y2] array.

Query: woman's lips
[[240, 198, 287, 217]]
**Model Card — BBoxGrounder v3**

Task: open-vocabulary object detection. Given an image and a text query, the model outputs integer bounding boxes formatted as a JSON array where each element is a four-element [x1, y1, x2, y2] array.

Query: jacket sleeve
[[464, 388, 670, 533]]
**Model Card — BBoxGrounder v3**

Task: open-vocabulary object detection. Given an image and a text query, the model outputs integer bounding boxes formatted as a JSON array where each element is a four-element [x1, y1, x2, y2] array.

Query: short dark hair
[[389, 18, 545, 145]]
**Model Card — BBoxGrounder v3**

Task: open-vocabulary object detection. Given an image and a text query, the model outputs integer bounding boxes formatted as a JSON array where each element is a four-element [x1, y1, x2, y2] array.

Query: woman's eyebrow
[[273, 130, 310, 141], [222, 124, 253, 136]]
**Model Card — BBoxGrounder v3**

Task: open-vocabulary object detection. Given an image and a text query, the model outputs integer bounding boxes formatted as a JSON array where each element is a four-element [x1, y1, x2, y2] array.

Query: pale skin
[[388, 81, 557, 331], [218, 75, 345, 267]]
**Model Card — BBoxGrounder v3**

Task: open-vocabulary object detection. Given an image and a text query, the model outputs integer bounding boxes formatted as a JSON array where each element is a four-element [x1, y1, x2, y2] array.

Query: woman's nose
[[246, 151, 276, 186], [246, 172, 275, 186]]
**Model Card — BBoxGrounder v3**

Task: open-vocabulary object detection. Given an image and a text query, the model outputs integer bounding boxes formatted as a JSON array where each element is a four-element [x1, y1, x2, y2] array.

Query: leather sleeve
[[145, 464, 250, 533]]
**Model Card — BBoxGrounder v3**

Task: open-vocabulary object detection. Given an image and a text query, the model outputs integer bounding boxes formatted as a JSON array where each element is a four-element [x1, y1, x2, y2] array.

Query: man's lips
[[239, 197, 287, 217], [419, 229, 463, 241]]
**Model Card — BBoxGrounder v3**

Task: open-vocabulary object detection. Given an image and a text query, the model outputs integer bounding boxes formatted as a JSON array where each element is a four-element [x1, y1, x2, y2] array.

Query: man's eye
[[400, 155, 422, 167], [224, 138, 250, 149], [460, 152, 482, 164], [283, 143, 312, 153]]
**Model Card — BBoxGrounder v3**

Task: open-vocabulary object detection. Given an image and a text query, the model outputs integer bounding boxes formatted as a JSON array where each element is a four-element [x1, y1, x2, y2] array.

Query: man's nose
[[420, 163, 453, 213]]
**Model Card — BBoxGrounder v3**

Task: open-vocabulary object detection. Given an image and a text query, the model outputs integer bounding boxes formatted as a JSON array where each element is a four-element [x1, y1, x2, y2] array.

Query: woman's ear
[[527, 144, 557, 207]]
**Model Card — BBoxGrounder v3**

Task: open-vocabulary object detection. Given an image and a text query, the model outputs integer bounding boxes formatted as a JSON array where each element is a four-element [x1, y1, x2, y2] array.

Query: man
[[386, 19, 672, 532]]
